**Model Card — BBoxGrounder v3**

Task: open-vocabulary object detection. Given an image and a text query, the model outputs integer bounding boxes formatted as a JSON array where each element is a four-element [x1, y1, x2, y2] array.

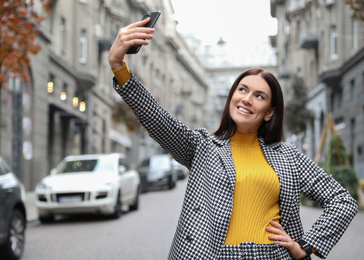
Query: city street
[[23, 179, 363, 260]]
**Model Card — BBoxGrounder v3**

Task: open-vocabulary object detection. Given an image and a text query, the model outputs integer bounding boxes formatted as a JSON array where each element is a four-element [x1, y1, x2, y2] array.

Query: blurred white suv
[[36, 153, 140, 222]]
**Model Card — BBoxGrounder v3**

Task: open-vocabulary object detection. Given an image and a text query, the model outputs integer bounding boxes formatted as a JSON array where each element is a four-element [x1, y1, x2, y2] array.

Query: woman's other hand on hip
[[266, 220, 308, 259]]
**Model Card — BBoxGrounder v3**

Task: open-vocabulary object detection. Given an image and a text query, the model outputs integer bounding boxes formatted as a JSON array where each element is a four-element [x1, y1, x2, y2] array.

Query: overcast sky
[[170, 0, 277, 46], [169, 0, 278, 66]]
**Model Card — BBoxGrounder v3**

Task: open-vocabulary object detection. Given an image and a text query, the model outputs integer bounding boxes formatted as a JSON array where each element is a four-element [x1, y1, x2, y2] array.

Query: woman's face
[[229, 75, 275, 134]]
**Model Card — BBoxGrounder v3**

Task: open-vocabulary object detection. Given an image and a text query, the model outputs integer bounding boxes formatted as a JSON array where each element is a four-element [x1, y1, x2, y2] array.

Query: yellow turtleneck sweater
[[224, 132, 280, 245]]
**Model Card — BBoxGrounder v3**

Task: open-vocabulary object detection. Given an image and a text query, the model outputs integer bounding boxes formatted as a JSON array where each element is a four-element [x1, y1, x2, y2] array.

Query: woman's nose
[[242, 94, 253, 105]]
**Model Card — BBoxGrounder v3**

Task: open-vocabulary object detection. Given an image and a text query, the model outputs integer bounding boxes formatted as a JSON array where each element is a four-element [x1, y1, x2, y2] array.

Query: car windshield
[[0, 158, 10, 176], [58, 157, 115, 174], [149, 156, 170, 170]]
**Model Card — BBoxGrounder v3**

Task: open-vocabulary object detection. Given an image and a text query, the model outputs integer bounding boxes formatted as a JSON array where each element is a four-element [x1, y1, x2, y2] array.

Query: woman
[[109, 18, 358, 259]]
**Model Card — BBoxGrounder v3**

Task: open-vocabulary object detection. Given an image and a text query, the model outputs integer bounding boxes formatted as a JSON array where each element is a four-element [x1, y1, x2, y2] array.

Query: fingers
[[269, 219, 283, 229], [266, 220, 290, 244], [108, 18, 155, 69], [266, 220, 284, 236], [266, 220, 308, 259], [121, 18, 154, 44], [125, 17, 151, 29], [119, 29, 154, 47]]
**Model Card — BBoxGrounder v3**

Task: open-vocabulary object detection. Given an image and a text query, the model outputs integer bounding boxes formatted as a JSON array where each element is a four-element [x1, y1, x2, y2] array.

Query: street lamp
[[47, 81, 54, 93], [60, 91, 67, 101], [79, 101, 86, 112], [72, 97, 79, 107]]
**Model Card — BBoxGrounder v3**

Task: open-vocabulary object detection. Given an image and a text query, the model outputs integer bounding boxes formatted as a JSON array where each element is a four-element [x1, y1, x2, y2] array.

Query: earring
[[266, 117, 271, 121]]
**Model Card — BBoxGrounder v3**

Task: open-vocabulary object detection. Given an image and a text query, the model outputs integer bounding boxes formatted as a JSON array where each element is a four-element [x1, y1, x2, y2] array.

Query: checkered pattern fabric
[[218, 242, 291, 259], [113, 75, 358, 260]]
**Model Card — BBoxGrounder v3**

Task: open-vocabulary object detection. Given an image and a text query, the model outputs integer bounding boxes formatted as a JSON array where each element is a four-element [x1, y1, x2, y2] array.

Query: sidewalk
[[25, 191, 38, 223]]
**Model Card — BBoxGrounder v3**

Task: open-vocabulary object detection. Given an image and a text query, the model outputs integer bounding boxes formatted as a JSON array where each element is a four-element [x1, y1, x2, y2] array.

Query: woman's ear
[[265, 108, 275, 122]]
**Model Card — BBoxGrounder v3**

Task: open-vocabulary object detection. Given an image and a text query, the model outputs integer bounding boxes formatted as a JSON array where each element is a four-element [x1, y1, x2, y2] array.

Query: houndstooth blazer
[[113, 75, 358, 260]]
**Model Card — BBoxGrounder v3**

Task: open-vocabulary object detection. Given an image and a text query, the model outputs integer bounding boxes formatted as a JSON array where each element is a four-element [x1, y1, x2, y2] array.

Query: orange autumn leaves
[[345, 0, 364, 21], [0, 0, 51, 89]]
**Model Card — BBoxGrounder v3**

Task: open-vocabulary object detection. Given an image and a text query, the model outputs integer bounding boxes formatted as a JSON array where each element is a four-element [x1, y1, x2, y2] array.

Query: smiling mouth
[[238, 106, 252, 114]]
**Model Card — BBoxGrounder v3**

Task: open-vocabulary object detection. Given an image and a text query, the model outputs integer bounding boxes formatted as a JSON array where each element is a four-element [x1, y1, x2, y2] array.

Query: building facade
[[0, 0, 208, 190], [271, 0, 364, 179]]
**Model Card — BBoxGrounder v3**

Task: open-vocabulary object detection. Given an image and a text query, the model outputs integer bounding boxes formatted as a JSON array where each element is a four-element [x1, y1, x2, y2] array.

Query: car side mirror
[[50, 168, 57, 175], [119, 165, 126, 174]]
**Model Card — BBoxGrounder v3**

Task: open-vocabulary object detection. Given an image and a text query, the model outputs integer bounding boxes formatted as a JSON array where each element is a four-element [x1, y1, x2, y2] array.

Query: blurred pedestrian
[[108, 18, 358, 260]]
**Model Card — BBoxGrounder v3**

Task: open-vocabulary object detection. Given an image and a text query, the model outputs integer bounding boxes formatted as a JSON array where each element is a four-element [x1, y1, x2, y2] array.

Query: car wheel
[[168, 176, 175, 190], [129, 185, 140, 211], [39, 215, 54, 224], [0, 209, 26, 260], [112, 191, 122, 219]]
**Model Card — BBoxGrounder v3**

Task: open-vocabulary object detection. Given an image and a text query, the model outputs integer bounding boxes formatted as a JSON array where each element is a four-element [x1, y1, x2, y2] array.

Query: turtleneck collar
[[230, 132, 259, 147]]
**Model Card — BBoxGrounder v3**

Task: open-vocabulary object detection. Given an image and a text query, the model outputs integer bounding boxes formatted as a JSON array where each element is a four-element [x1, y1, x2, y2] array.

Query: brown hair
[[213, 67, 284, 144]]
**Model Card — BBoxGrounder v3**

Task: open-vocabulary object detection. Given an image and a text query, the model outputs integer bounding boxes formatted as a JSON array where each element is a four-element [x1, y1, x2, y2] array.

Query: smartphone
[[126, 11, 161, 54]]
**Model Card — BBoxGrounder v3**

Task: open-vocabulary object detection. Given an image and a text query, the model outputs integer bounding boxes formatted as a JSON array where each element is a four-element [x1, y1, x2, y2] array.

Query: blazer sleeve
[[112, 74, 204, 169], [294, 146, 358, 258]]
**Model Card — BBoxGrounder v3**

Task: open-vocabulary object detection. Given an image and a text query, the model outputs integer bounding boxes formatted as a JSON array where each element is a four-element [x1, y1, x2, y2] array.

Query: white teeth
[[238, 107, 251, 113]]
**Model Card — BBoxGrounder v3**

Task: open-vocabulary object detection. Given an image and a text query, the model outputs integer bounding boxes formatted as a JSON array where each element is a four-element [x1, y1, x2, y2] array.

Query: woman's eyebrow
[[256, 90, 269, 98], [239, 83, 269, 97]]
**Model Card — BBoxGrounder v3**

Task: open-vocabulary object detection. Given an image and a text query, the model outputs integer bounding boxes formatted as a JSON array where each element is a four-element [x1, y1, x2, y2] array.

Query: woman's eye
[[257, 94, 264, 99], [239, 87, 246, 92]]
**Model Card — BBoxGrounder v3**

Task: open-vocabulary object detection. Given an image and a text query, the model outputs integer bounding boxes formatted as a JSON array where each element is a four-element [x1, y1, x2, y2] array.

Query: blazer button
[[193, 206, 200, 212], [185, 234, 193, 242]]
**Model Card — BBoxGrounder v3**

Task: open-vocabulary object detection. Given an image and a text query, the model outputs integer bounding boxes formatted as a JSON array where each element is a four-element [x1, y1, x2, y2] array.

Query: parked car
[[0, 156, 27, 260], [35, 153, 140, 223], [172, 159, 189, 180], [138, 154, 177, 191]]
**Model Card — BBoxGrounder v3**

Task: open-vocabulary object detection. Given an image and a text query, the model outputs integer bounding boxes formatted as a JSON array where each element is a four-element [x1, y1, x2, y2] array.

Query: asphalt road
[[23, 180, 186, 260], [23, 178, 363, 259]]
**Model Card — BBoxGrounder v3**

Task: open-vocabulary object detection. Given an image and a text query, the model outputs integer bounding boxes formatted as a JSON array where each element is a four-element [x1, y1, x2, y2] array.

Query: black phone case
[[126, 11, 161, 54]]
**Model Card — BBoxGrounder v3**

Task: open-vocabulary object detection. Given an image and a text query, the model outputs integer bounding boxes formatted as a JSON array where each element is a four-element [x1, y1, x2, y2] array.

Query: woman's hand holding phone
[[109, 18, 155, 70]]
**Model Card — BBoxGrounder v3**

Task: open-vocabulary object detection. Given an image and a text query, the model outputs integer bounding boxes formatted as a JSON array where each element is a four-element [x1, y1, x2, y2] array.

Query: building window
[[319, 111, 324, 135], [353, 19, 358, 50], [331, 86, 342, 112], [295, 21, 301, 44], [337, 87, 343, 110], [350, 79, 356, 102], [60, 17, 66, 55], [209, 76, 215, 87], [79, 29, 87, 63], [330, 25, 338, 59], [46, 6, 54, 34], [350, 118, 356, 165]]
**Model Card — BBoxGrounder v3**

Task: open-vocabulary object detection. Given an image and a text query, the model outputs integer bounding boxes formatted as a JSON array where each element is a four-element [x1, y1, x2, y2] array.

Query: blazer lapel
[[214, 137, 236, 194], [259, 139, 297, 225]]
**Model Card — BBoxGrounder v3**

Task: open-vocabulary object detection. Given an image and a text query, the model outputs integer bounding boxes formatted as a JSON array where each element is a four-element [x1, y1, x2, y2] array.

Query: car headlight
[[102, 182, 114, 191], [36, 181, 51, 191]]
